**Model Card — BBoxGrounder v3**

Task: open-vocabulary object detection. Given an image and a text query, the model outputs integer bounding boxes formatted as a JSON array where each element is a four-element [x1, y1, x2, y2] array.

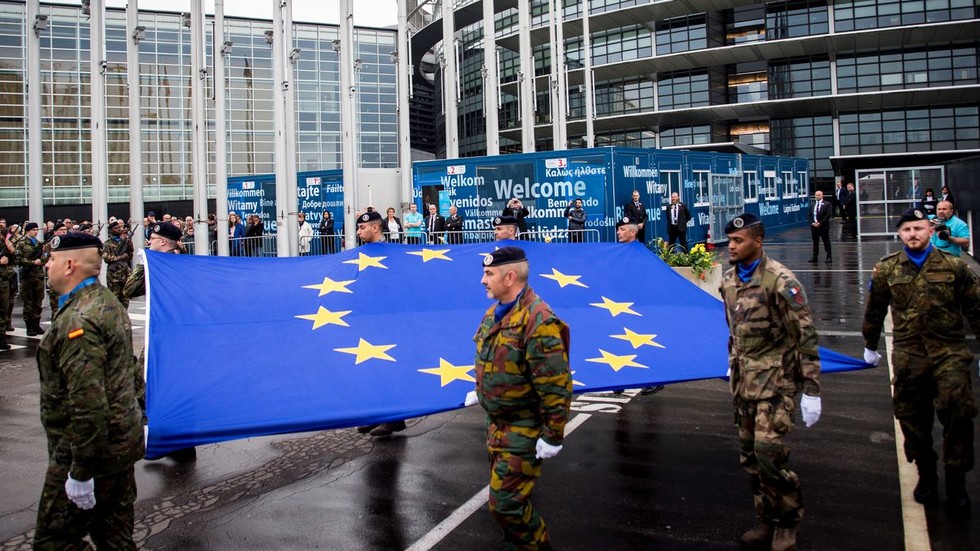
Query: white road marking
[[884, 313, 931, 551], [404, 413, 593, 551]]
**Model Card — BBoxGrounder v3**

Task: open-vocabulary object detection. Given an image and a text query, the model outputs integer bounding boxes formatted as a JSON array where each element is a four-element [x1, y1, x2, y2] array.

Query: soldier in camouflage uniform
[[42, 222, 68, 321], [34, 232, 144, 550], [103, 220, 134, 309], [471, 246, 572, 550], [720, 213, 821, 551], [863, 207, 980, 517], [15, 222, 46, 336], [0, 222, 10, 350]]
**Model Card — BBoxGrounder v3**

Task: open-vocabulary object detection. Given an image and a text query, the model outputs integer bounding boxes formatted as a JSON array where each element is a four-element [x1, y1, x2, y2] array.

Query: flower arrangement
[[652, 238, 718, 281]]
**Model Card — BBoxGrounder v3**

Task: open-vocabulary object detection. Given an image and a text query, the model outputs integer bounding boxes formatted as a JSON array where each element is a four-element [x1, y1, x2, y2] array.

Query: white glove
[[463, 390, 478, 407], [863, 348, 881, 367], [65, 475, 96, 510], [535, 438, 563, 459], [800, 394, 821, 428]]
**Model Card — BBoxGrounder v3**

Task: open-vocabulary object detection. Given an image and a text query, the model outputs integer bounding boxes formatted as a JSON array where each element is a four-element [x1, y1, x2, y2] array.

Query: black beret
[[107, 220, 120, 231], [24, 222, 38, 232], [724, 213, 763, 234], [151, 223, 182, 241], [616, 216, 637, 228], [483, 246, 526, 267], [493, 214, 518, 227], [357, 211, 382, 223], [52, 222, 66, 232], [49, 231, 102, 252], [895, 208, 928, 228]]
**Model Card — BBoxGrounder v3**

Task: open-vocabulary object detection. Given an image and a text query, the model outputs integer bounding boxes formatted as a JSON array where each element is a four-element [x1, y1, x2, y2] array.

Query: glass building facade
[[418, 0, 980, 190], [0, 1, 398, 207]]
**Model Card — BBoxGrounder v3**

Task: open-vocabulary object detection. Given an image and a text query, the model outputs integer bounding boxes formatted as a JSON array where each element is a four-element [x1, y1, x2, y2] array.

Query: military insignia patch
[[733, 217, 744, 229], [483, 254, 493, 266], [493, 217, 502, 226], [50, 236, 61, 249], [360, 214, 369, 222], [68, 328, 84, 340], [913, 209, 924, 219], [153, 224, 161, 233]]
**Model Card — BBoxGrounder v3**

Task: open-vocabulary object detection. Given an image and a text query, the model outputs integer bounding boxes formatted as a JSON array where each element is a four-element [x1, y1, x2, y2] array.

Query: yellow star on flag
[[611, 328, 665, 349], [585, 349, 648, 372], [343, 252, 388, 271], [334, 338, 397, 365], [302, 276, 355, 297], [570, 370, 586, 387], [590, 296, 641, 317], [540, 268, 588, 288], [418, 358, 475, 387], [295, 306, 352, 330], [407, 248, 452, 263]]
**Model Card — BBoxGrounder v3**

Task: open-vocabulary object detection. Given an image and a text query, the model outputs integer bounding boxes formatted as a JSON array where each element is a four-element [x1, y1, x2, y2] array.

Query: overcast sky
[[54, 1, 400, 28]]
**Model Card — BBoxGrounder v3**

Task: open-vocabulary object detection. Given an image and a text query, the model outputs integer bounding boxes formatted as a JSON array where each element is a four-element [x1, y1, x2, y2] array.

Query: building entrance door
[[854, 166, 944, 238]]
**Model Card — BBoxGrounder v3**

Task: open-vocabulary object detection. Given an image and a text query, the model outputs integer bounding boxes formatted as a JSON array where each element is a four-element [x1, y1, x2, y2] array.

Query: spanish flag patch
[[68, 328, 85, 340]]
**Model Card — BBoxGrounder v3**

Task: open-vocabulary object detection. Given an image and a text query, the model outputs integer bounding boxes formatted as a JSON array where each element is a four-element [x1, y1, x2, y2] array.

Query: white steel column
[[397, 0, 413, 201], [190, 0, 209, 255], [441, 0, 459, 158], [126, 0, 144, 250], [581, 0, 594, 147], [282, 1, 299, 256], [339, 0, 358, 248], [517, 0, 535, 152], [482, 0, 499, 155], [548, 0, 567, 149], [273, 1, 289, 255], [214, 0, 229, 256], [27, 1, 43, 231], [89, 0, 108, 243]]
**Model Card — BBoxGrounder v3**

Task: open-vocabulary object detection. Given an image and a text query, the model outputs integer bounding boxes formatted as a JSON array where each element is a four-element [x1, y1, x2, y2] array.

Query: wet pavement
[[1, 221, 978, 550]]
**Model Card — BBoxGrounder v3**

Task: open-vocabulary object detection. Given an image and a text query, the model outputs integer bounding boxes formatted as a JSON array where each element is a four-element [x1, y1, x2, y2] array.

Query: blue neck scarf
[[904, 244, 933, 270], [58, 276, 99, 310], [494, 288, 525, 323], [737, 258, 762, 283]]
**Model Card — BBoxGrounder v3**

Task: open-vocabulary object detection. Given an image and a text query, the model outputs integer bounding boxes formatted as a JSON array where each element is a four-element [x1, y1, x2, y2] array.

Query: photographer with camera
[[930, 200, 969, 257], [502, 198, 529, 239]]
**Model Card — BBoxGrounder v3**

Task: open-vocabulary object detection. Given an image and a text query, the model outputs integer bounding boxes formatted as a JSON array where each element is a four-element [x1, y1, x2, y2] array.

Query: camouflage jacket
[[102, 236, 134, 277], [15, 236, 44, 277], [473, 286, 572, 453], [864, 247, 980, 351], [36, 282, 144, 479], [123, 263, 145, 299], [721, 252, 821, 401]]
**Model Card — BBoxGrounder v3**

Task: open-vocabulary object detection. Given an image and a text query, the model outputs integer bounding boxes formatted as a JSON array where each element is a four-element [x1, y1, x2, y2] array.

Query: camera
[[936, 225, 950, 241]]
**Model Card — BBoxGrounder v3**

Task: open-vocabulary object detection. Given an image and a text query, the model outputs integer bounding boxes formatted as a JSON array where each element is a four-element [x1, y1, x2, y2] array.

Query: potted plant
[[652, 238, 722, 299]]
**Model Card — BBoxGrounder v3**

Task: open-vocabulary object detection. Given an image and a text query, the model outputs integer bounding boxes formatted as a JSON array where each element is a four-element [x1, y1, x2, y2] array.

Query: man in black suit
[[624, 190, 648, 244], [444, 204, 464, 244], [842, 182, 857, 239], [833, 180, 848, 219], [666, 192, 691, 251], [424, 204, 445, 244], [809, 190, 832, 263]]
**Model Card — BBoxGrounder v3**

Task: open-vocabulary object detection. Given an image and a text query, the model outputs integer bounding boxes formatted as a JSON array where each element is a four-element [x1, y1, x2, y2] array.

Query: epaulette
[[880, 250, 901, 262]]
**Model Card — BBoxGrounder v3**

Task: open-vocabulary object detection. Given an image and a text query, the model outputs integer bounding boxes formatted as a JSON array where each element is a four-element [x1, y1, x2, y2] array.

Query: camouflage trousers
[[488, 450, 549, 551], [736, 395, 803, 528], [892, 344, 977, 471], [107, 267, 131, 310], [33, 464, 137, 551], [20, 272, 44, 326], [47, 288, 58, 321], [0, 273, 9, 331]]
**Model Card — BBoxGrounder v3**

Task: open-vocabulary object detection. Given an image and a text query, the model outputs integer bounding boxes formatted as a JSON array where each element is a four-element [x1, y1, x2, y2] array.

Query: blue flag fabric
[[143, 241, 869, 458]]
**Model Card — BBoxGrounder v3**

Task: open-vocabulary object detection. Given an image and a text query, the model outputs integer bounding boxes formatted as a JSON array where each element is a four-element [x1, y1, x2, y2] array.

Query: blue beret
[[725, 213, 763, 234], [357, 211, 382, 223], [483, 246, 526, 267], [493, 214, 518, 227], [151, 223, 182, 241], [895, 208, 927, 228], [49, 231, 102, 251]]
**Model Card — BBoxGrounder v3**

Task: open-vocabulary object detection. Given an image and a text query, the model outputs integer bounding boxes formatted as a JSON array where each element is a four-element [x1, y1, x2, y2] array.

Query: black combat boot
[[913, 460, 938, 505], [0, 335, 10, 351], [32, 323, 44, 335], [26, 326, 37, 337], [945, 467, 971, 517]]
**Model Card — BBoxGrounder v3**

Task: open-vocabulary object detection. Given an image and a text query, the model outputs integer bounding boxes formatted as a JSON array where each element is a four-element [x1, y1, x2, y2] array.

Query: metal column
[[282, 1, 299, 256], [26, 1, 44, 232], [214, 0, 229, 256], [582, 0, 594, 147], [482, 0, 500, 155], [89, 0, 108, 243], [190, 0, 209, 255], [397, 0, 413, 203], [441, 0, 459, 158], [126, 0, 144, 249], [548, 0, 567, 149], [339, 0, 358, 248], [517, 0, 535, 152]]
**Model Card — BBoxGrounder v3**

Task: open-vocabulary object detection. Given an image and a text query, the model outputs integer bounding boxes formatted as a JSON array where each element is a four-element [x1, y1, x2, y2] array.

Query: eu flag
[[143, 241, 867, 458]]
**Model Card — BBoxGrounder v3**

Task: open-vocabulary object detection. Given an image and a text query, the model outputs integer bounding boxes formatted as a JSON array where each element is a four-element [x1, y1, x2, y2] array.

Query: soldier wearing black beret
[[616, 216, 639, 243], [493, 214, 519, 241], [15, 222, 46, 335], [355, 210, 384, 244]]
